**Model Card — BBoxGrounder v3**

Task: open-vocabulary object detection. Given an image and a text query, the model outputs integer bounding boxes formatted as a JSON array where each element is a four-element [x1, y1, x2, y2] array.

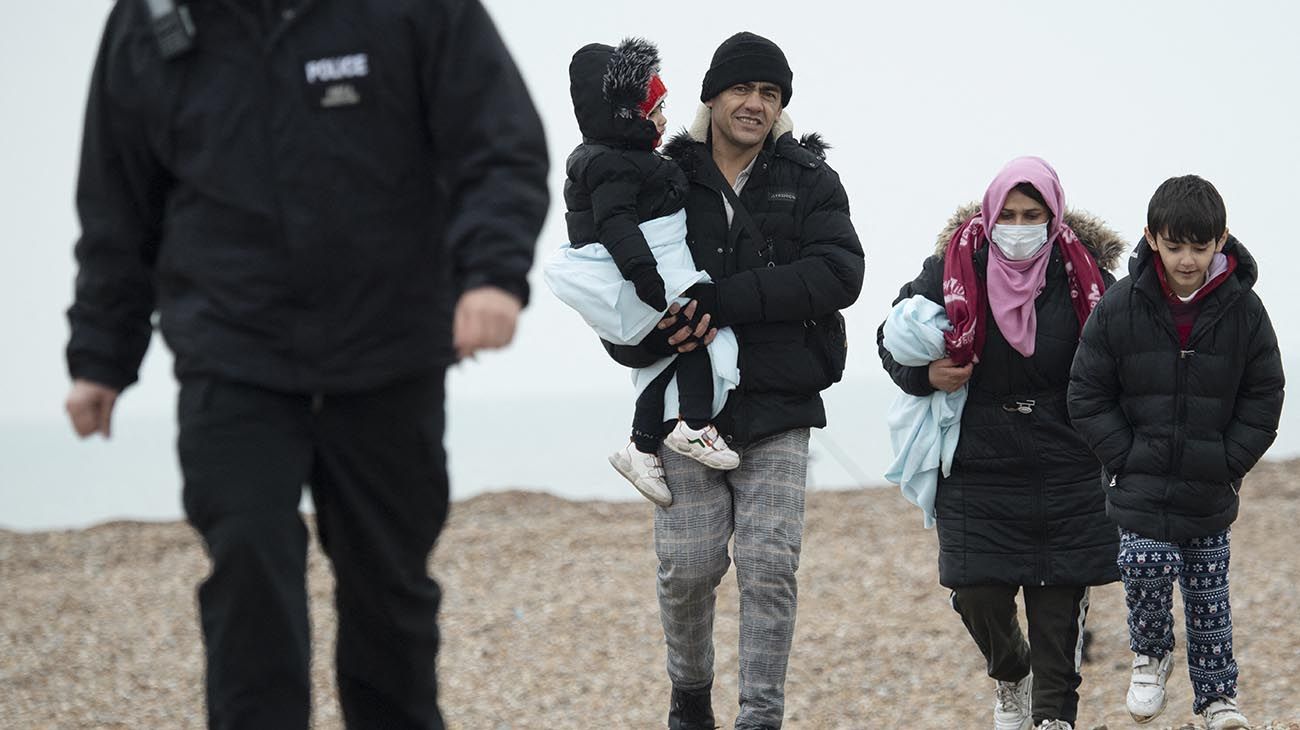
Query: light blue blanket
[[882, 296, 967, 528], [543, 209, 740, 420]]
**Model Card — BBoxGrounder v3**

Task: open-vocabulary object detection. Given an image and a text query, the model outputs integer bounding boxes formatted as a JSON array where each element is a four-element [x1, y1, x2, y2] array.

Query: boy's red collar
[[1154, 252, 1238, 303]]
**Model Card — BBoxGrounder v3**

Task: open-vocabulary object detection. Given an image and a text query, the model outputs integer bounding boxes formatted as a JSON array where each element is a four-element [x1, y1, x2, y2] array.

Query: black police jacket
[[1068, 237, 1284, 541], [67, 0, 549, 393]]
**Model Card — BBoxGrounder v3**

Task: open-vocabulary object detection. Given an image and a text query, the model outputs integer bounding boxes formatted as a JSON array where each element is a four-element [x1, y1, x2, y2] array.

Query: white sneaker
[[1202, 697, 1249, 729], [663, 422, 740, 470], [994, 671, 1033, 730], [608, 443, 671, 507], [1126, 653, 1173, 723], [1037, 722, 1073, 730]]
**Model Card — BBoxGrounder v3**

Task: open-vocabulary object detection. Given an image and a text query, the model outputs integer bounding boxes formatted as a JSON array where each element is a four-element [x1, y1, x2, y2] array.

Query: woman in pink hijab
[[877, 157, 1126, 730]]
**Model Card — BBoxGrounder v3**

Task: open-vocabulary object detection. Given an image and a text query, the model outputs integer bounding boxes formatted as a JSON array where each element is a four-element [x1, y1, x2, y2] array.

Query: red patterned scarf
[[941, 214, 1106, 366]]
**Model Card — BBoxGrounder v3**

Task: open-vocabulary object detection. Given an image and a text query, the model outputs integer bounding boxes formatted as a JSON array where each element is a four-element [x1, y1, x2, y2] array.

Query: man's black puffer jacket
[[1068, 237, 1284, 542], [878, 205, 1126, 588], [605, 115, 864, 447]]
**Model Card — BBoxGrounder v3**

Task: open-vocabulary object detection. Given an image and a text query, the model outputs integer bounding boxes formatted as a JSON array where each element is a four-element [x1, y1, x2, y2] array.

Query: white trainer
[[608, 443, 671, 507], [1126, 653, 1173, 723], [994, 671, 1033, 730], [1037, 721, 1073, 730], [663, 421, 740, 471], [1202, 697, 1248, 730]]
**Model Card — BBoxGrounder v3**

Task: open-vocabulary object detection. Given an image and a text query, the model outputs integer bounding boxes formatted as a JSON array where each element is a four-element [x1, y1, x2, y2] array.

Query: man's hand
[[928, 357, 974, 393], [453, 286, 523, 361], [66, 379, 120, 438], [681, 282, 721, 327], [659, 300, 718, 353]]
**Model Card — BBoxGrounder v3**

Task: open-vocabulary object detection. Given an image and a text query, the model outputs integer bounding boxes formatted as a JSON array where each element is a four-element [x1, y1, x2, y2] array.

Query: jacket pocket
[[738, 322, 830, 393], [805, 312, 846, 385]]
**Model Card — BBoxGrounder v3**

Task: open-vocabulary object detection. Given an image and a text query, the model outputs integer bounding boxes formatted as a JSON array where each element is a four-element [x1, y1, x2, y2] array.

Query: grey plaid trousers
[[655, 428, 809, 729]]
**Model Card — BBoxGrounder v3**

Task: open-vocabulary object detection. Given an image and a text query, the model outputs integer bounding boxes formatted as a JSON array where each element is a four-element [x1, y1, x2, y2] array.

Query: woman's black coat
[[878, 206, 1126, 588]]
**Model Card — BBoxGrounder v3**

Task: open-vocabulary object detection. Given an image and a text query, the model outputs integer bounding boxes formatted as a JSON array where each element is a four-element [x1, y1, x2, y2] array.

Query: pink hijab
[[982, 157, 1065, 357], [942, 157, 1107, 363]]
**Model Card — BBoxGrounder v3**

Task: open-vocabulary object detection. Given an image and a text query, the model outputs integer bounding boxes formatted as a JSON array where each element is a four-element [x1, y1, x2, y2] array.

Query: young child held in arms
[[1068, 175, 1284, 730], [545, 38, 740, 507]]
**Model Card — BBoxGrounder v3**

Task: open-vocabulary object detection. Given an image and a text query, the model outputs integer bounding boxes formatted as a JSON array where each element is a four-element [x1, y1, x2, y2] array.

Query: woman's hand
[[928, 357, 973, 393]]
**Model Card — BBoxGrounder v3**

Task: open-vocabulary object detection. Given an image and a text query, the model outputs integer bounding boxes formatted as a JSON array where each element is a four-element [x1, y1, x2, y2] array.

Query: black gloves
[[637, 319, 680, 357], [628, 265, 668, 312], [682, 282, 724, 328], [629, 280, 722, 357]]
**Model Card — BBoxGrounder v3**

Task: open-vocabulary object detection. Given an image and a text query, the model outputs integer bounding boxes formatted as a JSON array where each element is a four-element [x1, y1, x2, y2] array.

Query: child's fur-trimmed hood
[[602, 37, 658, 120], [569, 38, 661, 148]]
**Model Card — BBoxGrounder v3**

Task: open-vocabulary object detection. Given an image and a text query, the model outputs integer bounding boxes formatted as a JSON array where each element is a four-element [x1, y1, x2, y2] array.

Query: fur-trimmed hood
[[933, 202, 1128, 271], [568, 38, 661, 149], [660, 102, 829, 172]]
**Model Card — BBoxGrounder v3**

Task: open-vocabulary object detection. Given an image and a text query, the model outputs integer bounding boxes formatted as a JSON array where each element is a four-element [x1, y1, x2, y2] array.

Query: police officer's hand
[[928, 357, 974, 393], [454, 286, 522, 361], [66, 378, 120, 438]]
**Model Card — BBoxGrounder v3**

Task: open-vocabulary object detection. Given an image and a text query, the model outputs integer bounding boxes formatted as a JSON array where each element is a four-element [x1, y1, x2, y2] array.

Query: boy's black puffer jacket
[[1068, 237, 1284, 541], [878, 205, 1127, 588]]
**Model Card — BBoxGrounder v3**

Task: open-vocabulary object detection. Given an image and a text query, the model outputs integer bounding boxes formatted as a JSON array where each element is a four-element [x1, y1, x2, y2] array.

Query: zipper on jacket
[[694, 175, 736, 278], [1164, 283, 1239, 501], [1018, 403, 1049, 585], [1171, 349, 1193, 469], [1165, 349, 1194, 523], [265, 0, 319, 49]]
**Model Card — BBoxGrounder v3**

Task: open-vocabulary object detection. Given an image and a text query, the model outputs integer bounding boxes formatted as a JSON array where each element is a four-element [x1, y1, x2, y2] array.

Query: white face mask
[[990, 223, 1050, 261]]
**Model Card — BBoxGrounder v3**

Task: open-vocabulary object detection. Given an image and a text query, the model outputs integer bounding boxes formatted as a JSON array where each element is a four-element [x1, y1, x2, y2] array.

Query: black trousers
[[631, 348, 714, 452], [178, 372, 450, 730], [950, 584, 1091, 725]]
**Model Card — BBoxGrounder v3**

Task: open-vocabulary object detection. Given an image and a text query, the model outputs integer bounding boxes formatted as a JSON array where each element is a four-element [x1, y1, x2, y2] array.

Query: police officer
[[64, 1, 548, 728]]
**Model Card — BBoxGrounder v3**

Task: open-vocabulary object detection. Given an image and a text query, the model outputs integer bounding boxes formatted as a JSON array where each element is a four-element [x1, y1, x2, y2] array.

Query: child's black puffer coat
[[1068, 237, 1284, 541], [563, 39, 687, 284]]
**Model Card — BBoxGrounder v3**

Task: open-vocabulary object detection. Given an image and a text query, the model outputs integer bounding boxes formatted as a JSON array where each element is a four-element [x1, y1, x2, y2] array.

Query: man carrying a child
[[603, 31, 864, 730]]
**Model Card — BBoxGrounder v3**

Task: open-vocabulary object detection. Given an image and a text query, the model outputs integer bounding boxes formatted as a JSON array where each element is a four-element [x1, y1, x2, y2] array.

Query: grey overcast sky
[[2, 1, 1297, 527]]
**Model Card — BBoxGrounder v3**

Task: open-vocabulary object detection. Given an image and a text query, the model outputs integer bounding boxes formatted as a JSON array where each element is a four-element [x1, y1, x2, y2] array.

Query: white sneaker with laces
[[1202, 697, 1248, 730], [993, 671, 1033, 730], [608, 443, 671, 507], [1036, 721, 1073, 730], [1126, 652, 1173, 723], [664, 421, 740, 470]]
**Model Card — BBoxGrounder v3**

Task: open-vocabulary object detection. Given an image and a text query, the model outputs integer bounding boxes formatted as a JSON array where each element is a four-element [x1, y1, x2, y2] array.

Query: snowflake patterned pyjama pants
[[1117, 527, 1237, 713]]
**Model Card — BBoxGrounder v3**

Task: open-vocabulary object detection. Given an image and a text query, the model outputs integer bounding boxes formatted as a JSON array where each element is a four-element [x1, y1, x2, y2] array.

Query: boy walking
[[1068, 175, 1284, 729]]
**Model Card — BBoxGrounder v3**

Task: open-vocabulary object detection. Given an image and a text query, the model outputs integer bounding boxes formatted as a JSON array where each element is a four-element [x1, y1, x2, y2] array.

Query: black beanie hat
[[699, 32, 792, 107]]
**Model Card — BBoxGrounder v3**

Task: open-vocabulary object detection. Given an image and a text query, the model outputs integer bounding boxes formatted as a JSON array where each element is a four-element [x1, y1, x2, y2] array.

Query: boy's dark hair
[[1013, 182, 1051, 218], [1147, 175, 1226, 243]]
